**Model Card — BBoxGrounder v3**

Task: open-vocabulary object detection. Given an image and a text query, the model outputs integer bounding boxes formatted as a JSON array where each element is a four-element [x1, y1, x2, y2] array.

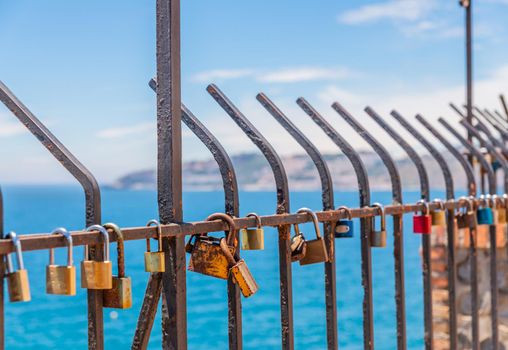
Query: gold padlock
[[5, 231, 30, 302], [493, 195, 507, 225], [81, 225, 113, 290], [46, 228, 76, 296], [500, 194, 508, 225], [102, 223, 132, 309], [188, 213, 237, 279], [431, 199, 446, 227], [220, 238, 258, 297], [144, 219, 165, 272], [295, 208, 329, 266], [370, 203, 387, 248], [241, 212, 264, 250]]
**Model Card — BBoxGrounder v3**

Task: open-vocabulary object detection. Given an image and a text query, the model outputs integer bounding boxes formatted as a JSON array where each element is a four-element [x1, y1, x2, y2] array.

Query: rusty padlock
[[370, 203, 386, 248], [220, 238, 259, 297], [188, 213, 237, 280], [144, 219, 165, 273], [413, 200, 432, 234], [241, 213, 264, 250], [456, 197, 477, 229], [102, 223, 132, 309], [295, 208, 329, 266], [5, 231, 30, 302], [290, 229, 307, 262], [81, 225, 112, 290], [46, 228, 76, 296], [431, 198, 446, 227]]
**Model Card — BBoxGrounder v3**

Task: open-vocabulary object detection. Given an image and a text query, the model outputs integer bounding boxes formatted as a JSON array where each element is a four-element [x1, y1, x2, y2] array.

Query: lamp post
[[460, 0, 473, 149]]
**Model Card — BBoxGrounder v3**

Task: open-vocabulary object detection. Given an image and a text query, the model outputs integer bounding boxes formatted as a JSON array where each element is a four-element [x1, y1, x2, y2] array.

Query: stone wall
[[431, 224, 508, 349]]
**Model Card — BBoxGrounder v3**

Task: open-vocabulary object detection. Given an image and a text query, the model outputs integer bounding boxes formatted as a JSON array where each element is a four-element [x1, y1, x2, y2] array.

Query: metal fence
[[1, 1, 508, 350]]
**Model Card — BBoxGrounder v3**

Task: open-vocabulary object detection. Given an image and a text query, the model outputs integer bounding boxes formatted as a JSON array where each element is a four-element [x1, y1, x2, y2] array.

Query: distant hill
[[108, 151, 483, 191]]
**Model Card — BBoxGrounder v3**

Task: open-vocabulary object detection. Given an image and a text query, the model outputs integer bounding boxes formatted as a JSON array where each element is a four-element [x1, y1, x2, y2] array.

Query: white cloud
[[96, 122, 153, 139], [339, 0, 436, 24], [192, 66, 354, 84], [0, 112, 27, 137]]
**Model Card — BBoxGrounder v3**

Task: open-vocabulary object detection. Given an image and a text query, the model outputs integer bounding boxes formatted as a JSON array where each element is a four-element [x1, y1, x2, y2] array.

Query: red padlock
[[413, 200, 432, 234]]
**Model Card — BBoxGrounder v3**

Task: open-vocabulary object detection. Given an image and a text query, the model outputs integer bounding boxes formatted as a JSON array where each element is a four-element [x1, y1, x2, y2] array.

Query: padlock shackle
[[49, 227, 73, 266], [415, 199, 430, 215], [219, 237, 237, 267], [336, 206, 353, 220], [432, 198, 445, 211], [206, 213, 237, 247], [457, 197, 473, 214], [146, 219, 163, 253], [103, 223, 125, 278], [246, 213, 262, 229], [371, 203, 386, 231], [296, 208, 322, 239], [5, 231, 23, 272], [85, 225, 110, 261]]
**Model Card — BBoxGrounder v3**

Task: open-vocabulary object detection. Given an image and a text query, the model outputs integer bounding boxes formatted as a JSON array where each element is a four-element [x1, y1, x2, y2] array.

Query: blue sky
[[0, 0, 507, 184]]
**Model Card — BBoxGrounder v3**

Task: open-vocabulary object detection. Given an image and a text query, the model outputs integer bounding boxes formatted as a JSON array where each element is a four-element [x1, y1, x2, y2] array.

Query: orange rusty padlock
[[220, 238, 259, 298], [187, 213, 237, 280]]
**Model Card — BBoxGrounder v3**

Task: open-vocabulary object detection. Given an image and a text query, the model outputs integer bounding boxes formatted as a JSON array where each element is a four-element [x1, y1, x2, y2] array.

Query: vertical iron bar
[[500, 95, 508, 120], [256, 93, 337, 349], [156, 0, 187, 348], [442, 118, 499, 350], [334, 103, 406, 350], [207, 84, 294, 350], [296, 98, 374, 350], [390, 110, 458, 350], [0, 81, 102, 349], [366, 108, 434, 350], [416, 115, 479, 350]]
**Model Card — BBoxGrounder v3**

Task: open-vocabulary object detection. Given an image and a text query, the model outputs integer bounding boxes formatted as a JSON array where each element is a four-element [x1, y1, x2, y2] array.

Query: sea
[[2, 185, 461, 349]]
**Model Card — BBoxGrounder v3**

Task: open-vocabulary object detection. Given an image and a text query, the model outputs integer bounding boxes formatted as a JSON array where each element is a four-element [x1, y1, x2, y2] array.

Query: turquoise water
[[2, 186, 454, 349]]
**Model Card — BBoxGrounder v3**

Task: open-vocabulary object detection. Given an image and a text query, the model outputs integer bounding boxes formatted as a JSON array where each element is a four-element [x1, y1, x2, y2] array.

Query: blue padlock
[[477, 196, 493, 225], [335, 206, 354, 238]]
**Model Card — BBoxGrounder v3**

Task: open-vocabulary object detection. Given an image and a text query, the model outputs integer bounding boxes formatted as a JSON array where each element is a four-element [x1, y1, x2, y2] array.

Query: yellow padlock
[[102, 223, 132, 309], [144, 219, 165, 272], [431, 198, 446, 227], [81, 225, 112, 290], [241, 212, 264, 250], [46, 228, 76, 296], [5, 231, 31, 302]]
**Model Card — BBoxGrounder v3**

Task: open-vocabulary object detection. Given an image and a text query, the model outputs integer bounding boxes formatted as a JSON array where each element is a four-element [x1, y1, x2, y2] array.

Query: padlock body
[[230, 260, 259, 298], [299, 238, 329, 265], [103, 276, 132, 309], [7, 269, 31, 302], [370, 230, 386, 248], [144, 251, 165, 272], [81, 260, 113, 290], [241, 228, 264, 250], [413, 215, 432, 234], [335, 220, 354, 238], [477, 208, 494, 225], [457, 212, 478, 229], [497, 209, 507, 225], [431, 211, 446, 226], [46, 265, 76, 296], [188, 239, 234, 279]]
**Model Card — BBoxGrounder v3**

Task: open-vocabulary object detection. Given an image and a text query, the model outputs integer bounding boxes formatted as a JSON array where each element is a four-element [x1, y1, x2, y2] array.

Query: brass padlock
[[81, 225, 113, 290], [46, 228, 76, 296], [493, 195, 507, 225], [5, 231, 30, 302], [500, 194, 508, 225], [220, 238, 259, 297], [241, 213, 264, 250], [188, 213, 237, 279], [456, 197, 477, 229], [102, 223, 132, 309], [144, 219, 165, 272], [370, 203, 386, 248], [431, 199, 446, 227], [295, 208, 329, 266]]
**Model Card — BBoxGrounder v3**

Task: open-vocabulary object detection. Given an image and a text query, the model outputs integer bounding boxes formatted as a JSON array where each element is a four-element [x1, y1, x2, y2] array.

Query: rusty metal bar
[[0, 200, 490, 254], [0, 80, 102, 349], [416, 115, 479, 350], [493, 110, 508, 127], [366, 107, 434, 350], [256, 93, 337, 349], [390, 110, 458, 350], [334, 103, 406, 350], [296, 97, 374, 350], [134, 80, 243, 349], [500, 95, 508, 120], [207, 84, 294, 350], [440, 118, 498, 350]]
